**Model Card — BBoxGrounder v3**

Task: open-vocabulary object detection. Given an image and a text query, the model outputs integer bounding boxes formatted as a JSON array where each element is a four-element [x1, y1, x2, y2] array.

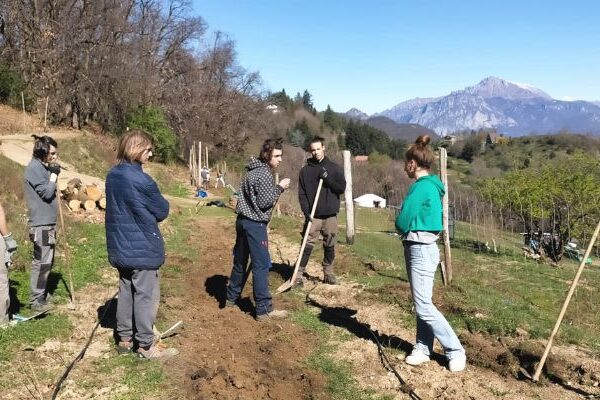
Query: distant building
[[354, 155, 369, 162], [266, 104, 279, 113], [354, 193, 386, 208], [442, 134, 459, 145], [486, 132, 500, 144]]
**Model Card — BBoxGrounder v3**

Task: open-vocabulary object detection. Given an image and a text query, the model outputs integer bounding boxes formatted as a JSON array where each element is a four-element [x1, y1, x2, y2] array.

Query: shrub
[[126, 106, 178, 163], [0, 63, 28, 108]]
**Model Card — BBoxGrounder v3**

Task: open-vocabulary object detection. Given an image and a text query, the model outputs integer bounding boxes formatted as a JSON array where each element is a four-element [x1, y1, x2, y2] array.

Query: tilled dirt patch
[[163, 217, 327, 400]]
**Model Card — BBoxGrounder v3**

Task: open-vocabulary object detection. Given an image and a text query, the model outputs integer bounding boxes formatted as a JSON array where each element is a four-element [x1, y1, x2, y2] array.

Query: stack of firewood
[[58, 178, 106, 212]]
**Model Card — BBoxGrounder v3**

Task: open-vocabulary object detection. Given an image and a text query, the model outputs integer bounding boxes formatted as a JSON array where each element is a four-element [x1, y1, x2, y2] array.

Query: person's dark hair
[[405, 135, 434, 168], [32, 135, 58, 160], [258, 137, 283, 163], [308, 136, 325, 149]]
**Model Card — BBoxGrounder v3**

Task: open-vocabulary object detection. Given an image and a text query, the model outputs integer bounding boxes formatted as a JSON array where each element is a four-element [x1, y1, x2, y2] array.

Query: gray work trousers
[[29, 226, 56, 306], [116, 268, 160, 348], [0, 239, 9, 325]]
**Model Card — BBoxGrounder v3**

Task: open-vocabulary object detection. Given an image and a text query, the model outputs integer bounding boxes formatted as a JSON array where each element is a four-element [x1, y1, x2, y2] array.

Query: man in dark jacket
[[105, 130, 176, 359], [24, 135, 60, 311], [226, 138, 290, 321], [296, 136, 346, 286]]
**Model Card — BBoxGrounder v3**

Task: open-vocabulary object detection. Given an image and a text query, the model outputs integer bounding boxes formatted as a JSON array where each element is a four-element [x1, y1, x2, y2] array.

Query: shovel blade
[[275, 280, 293, 294]]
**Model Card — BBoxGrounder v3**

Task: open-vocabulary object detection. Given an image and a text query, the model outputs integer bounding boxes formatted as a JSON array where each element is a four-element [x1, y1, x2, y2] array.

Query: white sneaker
[[448, 355, 466, 372], [405, 349, 430, 366]]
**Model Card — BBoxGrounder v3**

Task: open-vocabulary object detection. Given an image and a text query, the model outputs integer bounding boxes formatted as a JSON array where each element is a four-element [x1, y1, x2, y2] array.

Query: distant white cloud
[[562, 96, 575, 101]]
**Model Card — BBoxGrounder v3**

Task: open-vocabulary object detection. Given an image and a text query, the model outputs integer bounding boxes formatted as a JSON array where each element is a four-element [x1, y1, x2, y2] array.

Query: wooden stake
[[56, 187, 76, 306], [343, 150, 355, 244], [21, 92, 26, 134], [276, 179, 324, 294], [439, 148, 452, 285], [205, 146, 209, 169], [532, 219, 600, 381], [275, 173, 281, 217], [44, 96, 49, 130], [196, 142, 202, 187]]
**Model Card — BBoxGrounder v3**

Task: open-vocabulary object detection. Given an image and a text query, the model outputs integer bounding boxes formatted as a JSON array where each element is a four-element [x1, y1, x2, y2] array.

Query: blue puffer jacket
[[105, 162, 169, 270]]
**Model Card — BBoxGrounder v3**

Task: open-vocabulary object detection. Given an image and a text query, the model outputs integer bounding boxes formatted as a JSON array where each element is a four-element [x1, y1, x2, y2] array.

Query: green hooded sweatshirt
[[395, 174, 444, 235]]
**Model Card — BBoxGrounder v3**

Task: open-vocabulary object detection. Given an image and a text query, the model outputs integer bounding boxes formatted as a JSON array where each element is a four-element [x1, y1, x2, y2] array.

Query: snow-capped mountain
[[464, 76, 552, 100], [345, 108, 369, 120], [374, 77, 600, 136]]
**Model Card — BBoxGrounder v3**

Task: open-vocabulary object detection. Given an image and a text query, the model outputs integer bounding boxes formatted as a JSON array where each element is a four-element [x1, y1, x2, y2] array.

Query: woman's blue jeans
[[226, 217, 273, 316], [403, 241, 465, 360]]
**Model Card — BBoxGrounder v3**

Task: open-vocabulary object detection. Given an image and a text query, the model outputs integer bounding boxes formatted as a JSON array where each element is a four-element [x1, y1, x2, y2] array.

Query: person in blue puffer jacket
[[105, 130, 177, 359]]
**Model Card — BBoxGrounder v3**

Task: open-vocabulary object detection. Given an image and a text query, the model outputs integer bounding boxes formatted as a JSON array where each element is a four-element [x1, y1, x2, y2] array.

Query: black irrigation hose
[[51, 290, 118, 400], [305, 287, 423, 400]]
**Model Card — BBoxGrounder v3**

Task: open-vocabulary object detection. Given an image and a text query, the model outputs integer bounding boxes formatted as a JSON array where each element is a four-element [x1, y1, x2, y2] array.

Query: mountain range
[[347, 77, 600, 136]]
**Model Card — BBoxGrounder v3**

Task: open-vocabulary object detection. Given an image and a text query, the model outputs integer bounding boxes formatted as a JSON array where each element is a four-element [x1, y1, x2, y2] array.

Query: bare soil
[[163, 217, 328, 400]]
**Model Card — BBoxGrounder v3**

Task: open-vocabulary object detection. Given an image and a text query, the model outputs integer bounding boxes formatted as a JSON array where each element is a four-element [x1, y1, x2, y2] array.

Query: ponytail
[[405, 134, 434, 168]]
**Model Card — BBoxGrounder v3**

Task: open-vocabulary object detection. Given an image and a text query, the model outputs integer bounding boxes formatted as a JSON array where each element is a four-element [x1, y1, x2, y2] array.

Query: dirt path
[[0, 132, 106, 189], [0, 132, 202, 208]]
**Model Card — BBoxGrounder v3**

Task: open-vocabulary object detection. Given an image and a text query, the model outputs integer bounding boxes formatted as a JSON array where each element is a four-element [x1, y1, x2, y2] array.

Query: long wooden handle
[[289, 179, 323, 284], [533, 219, 600, 381], [56, 185, 76, 304]]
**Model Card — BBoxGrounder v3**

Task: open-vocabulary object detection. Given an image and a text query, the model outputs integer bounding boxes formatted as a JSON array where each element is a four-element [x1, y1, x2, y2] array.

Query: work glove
[[47, 163, 62, 176], [2, 233, 17, 253], [319, 167, 328, 180], [4, 250, 13, 269], [48, 163, 61, 182]]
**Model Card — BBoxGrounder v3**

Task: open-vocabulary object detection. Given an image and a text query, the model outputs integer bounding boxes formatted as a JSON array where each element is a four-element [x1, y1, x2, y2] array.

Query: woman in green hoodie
[[395, 135, 466, 372]]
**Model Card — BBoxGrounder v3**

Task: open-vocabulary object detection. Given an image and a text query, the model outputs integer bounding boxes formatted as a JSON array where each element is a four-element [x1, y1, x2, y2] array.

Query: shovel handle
[[278, 179, 323, 292]]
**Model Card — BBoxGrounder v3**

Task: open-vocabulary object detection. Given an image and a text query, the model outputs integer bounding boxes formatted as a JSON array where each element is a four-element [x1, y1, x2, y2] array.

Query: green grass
[[57, 134, 114, 178], [0, 313, 72, 362], [338, 206, 396, 233], [333, 206, 600, 352], [93, 356, 173, 400], [8, 220, 111, 307], [151, 167, 192, 198], [292, 308, 394, 400]]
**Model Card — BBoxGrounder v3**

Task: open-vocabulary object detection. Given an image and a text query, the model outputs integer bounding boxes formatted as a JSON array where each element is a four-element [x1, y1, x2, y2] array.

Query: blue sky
[[191, 1, 600, 114]]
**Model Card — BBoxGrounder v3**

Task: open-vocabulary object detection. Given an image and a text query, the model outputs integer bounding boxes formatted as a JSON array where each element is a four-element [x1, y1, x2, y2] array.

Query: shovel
[[276, 179, 323, 294]]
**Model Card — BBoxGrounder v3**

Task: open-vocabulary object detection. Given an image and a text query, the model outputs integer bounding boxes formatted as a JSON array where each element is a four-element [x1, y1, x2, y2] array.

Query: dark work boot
[[293, 245, 313, 288], [322, 246, 338, 285]]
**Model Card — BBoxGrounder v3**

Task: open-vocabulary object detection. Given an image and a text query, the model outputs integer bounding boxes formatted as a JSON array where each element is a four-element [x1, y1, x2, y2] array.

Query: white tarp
[[354, 193, 386, 208]]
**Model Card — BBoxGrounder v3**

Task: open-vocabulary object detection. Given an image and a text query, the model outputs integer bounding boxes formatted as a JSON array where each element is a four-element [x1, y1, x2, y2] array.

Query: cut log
[[78, 192, 89, 202], [58, 180, 69, 192], [97, 197, 106, 210], [83, 200, 96, 211], [64, 187, 79, 201], [84, 184, 103, 202], [68, 200, 81, 211], [67, 178, 83, 189]]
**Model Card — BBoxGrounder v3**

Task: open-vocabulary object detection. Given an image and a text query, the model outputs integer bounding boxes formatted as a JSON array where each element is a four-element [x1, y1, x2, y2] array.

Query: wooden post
[[205, 146, 209, 169], [56, 186, 76, 307], [343, 150, 355, 244], [192, 142, 196, 185], [44, 96, 49, 130], [439, 148, 452, 285], [189, 144, 194, 186], [198, 141, 202, 187], [275, 173, 281, 217], [21, 92, 26, 134], [532, 219, 600, 381]]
